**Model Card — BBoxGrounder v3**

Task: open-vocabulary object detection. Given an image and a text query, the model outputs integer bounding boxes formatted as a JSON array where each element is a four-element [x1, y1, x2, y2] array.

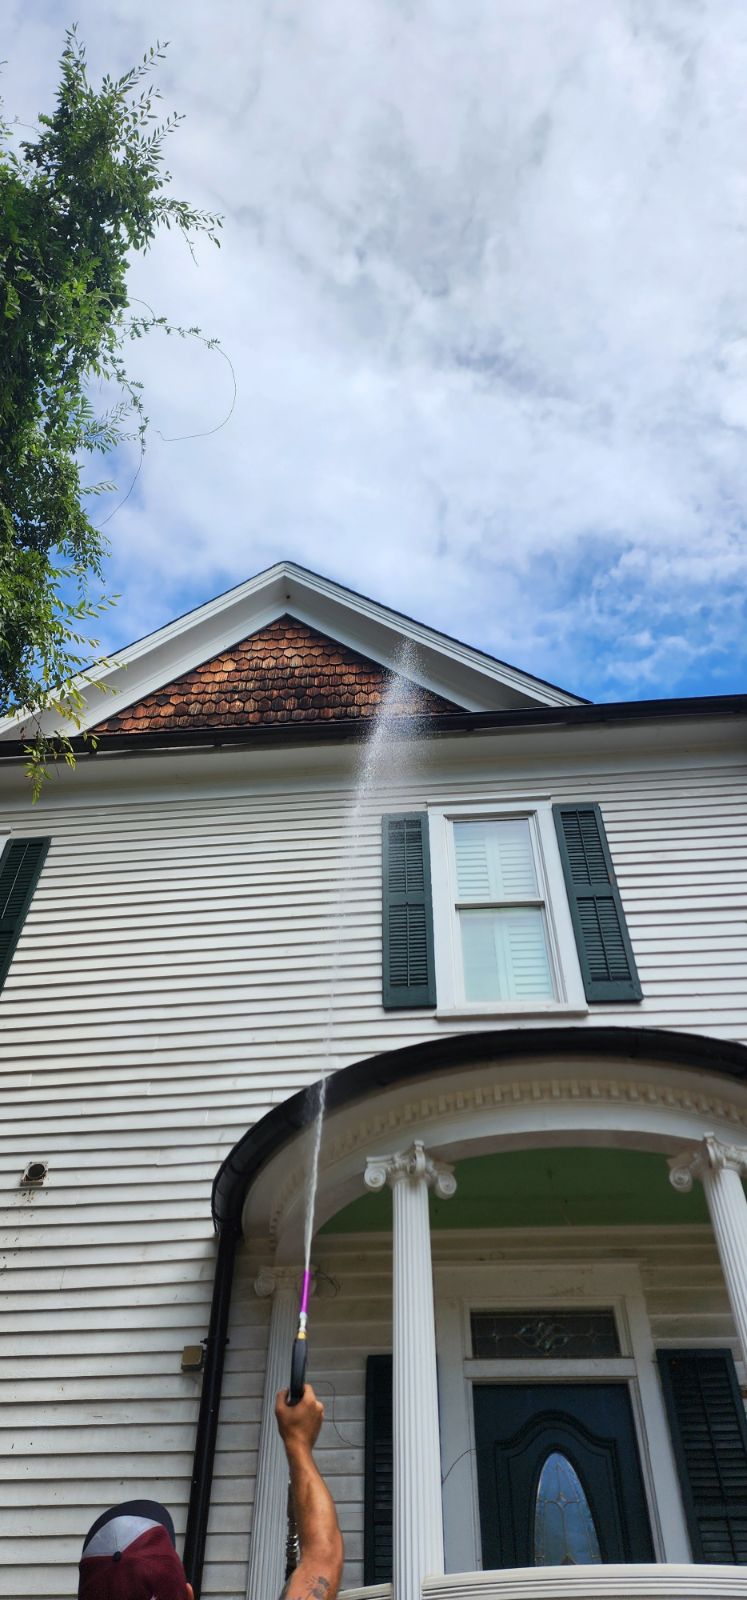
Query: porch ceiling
[[320, 1147, 710, 1232]]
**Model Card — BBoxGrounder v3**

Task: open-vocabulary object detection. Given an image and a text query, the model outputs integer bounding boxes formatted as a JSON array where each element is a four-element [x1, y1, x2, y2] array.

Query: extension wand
[[288, 1269, 311, 1404]]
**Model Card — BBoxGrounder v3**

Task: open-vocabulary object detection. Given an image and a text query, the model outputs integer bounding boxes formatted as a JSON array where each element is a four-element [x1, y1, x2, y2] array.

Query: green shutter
[[382, 813, 436, 1009], [658, 1348, 747, 1563], [364, 1354, 393, 1584], [553, 803, 641, 1002], [0, 837, 50, 991]]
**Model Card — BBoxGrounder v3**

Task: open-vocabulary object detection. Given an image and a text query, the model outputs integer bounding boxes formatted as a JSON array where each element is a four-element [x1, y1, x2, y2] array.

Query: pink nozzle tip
[[299, 1271, 312, 1317]]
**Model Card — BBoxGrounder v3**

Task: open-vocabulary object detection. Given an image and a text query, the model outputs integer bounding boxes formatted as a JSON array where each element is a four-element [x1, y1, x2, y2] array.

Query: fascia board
[[0, 708, 741, 813], [0, 559, 582, 741]]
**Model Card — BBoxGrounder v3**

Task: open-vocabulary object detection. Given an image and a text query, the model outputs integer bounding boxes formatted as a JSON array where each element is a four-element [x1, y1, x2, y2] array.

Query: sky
[[6, 0, 747, 702]]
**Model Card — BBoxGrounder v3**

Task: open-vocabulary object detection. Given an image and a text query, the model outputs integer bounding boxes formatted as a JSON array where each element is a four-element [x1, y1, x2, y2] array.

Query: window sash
[[458, 906, 556, 1002], [449, 814, 557, 1004]]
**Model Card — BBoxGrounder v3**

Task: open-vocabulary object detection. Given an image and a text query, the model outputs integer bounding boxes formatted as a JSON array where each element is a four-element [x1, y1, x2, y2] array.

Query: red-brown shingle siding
[[95, 616, 462, 733]]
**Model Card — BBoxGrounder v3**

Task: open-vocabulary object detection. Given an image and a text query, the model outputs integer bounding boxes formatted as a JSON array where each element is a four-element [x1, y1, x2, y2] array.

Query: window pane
[[454, 819, 538, 902], [460, 908, 554, 1001], [471, 1309, 620, 1359], [534, 1453, 602, 1565]]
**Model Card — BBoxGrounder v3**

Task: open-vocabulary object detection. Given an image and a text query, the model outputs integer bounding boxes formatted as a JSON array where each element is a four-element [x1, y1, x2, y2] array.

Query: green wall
[[321, 1148, 709, 1232]]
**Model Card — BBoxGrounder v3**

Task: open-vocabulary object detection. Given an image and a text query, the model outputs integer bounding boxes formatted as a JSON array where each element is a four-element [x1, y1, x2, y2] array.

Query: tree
[[0, 29, 221, 793]]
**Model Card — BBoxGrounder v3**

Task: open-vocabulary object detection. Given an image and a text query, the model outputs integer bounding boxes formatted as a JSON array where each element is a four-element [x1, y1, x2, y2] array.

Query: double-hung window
[[429, 802, 587, 1016], [381, 801, 641, 1012], [452, 816, 554, 1003]]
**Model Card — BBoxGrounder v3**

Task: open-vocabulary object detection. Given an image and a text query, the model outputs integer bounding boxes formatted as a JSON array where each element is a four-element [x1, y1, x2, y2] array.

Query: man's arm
[[275, 1385, 345, 1600]]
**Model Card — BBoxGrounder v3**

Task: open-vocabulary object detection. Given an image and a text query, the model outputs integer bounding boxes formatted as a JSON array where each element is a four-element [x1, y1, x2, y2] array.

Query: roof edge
[[0, 691, 744, 761], [212, 1025, 747, 1233]]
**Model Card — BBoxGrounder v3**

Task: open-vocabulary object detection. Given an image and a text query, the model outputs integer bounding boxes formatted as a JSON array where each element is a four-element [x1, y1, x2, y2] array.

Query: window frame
[[428, 798, 587, 1017]]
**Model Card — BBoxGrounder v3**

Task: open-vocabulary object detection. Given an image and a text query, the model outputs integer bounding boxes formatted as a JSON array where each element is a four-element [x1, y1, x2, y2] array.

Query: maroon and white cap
[[78, 1501, 188, 1599]]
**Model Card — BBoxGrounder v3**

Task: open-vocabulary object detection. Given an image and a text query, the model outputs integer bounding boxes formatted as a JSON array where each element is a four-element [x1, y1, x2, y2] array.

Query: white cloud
[[6, 0, 747, 697]]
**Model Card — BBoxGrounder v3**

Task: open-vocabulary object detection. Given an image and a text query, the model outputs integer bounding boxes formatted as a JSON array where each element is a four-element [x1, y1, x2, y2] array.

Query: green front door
[[473, 1383, 655, 1569]]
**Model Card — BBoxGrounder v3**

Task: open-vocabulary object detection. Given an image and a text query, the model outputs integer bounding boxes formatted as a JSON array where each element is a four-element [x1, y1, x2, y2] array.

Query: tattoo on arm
[[280, 1575, 331, 1600]]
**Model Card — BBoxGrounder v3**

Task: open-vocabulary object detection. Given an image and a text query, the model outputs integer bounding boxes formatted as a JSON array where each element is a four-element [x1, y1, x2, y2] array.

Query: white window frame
[[433, 1260, 690, 1573], [428, 798, 587, 1017]]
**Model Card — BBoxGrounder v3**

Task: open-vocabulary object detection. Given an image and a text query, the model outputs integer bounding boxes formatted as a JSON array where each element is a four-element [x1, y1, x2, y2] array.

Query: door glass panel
[[534, 1452, 602, 1566]]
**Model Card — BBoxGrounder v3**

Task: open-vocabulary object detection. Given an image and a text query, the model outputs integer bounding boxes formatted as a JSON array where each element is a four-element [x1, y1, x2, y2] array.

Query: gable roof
[[0, 560, 585, 742]]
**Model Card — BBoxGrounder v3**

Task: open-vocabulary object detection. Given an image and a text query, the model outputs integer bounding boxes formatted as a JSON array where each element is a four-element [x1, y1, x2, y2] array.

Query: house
[[2, 560, 747, 1600]]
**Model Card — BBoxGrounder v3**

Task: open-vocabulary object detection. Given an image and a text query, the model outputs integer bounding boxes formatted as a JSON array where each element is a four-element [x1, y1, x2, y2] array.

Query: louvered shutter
[[0, 837, 49, 991], [552, 803, 641, 1002], [658, 1349, 747, 1563], [364, 1355, 393, 1584], [382, 814, 436, 1008]]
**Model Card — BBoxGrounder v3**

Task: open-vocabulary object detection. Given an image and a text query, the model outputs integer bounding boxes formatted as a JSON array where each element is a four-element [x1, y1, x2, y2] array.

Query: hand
[[275, 1382, 324, 1453]]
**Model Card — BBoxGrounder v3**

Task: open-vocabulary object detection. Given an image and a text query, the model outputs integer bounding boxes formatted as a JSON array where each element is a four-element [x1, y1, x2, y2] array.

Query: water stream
[[302, 643, 420, 1277]]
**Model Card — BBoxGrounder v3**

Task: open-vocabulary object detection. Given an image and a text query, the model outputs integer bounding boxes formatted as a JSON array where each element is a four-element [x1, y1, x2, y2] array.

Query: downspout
[[183, 1223, 240, 1599]]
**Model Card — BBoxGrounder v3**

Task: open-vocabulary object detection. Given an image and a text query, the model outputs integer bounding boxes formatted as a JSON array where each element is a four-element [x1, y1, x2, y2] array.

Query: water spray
[[288, 1269, 312, 1404], [286, 646, 418, 1407]]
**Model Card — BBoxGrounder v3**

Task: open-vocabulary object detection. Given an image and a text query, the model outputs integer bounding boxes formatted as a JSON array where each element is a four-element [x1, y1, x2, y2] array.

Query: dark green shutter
[[0, 837, 50, 991], [553, 803, 641, 1002], [364, 1355, 393, 1584], [658, 1349, 747, 1563], [382, 813, 436, 1008]]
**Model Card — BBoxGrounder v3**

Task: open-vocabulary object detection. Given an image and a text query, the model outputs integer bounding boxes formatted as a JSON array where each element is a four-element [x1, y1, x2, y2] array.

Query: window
[[471, 1308, 621, 1359], [429, 802, 587, 1016], [381, 803, 641, 1012], [453, 817, 554, 1003]]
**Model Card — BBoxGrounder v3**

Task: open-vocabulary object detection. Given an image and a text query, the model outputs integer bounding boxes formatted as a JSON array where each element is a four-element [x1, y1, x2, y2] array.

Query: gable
[[93, 616, 462, 734], [0, 560, 586, 742]]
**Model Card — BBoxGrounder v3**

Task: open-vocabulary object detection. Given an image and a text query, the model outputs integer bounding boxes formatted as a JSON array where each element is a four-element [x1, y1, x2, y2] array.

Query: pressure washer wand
[[288, 1269, 311, 1404]]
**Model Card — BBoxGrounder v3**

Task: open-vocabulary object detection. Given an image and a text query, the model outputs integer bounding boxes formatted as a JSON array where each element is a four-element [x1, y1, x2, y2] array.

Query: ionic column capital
[[703, 1135, 747, 1177], [254, 1265, 307, 1298], [364, 1140, 457, 1200], [669, 1135, 747, 1193]]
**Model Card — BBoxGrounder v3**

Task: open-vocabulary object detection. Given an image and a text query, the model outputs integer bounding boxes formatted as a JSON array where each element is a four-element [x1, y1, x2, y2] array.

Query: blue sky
[[7, 0, 747, 702]]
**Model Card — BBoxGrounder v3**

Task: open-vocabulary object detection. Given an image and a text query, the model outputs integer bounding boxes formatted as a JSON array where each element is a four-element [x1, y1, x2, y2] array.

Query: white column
[[245, 1266, 302, 1600], [669, 1135, 747, 1364], [365, 1142, 456, 1600]]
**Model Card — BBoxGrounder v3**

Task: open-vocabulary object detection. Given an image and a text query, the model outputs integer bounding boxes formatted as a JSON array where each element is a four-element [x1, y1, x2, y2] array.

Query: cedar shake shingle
[[95, 615, 461, 734]]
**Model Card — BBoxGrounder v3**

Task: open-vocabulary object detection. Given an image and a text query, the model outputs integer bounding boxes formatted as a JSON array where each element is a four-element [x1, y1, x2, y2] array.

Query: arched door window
[[534, 1451, 602, 1566]]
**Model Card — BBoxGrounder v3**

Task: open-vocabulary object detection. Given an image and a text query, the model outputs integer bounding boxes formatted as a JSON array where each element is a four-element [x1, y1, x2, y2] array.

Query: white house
[[2, 561, 747, 1600]]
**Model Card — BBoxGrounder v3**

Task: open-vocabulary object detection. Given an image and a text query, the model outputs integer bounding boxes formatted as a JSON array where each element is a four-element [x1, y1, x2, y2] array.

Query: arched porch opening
[[186, 1029, 747, 1600]]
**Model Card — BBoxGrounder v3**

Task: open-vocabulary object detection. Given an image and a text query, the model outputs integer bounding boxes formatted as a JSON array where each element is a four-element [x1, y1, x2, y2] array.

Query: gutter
[[1, 693, 746, 760], [182, 1225, 239, 1596], [183, 1025, 747, 1592]]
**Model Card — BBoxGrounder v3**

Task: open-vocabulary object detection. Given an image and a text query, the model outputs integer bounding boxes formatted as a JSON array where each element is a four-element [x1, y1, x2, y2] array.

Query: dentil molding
[[262, 1072, 747, 1243]]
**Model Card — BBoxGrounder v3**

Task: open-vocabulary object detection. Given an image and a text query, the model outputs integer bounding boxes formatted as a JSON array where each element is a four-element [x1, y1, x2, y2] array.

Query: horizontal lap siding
[[0, 746, 744, 1594]]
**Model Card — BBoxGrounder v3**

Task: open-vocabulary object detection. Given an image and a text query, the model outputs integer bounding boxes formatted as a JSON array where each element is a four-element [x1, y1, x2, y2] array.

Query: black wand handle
[[288, 1335, 308, 1405]]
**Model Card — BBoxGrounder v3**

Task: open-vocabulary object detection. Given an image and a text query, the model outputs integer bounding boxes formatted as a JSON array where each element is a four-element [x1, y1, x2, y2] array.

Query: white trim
[[258, 1059, 747, 1255], [434, 1262, 690, 1574], [422, 1567, 747, 1598], [428, 800, 587, 1017], [0, 563, 581, 741]]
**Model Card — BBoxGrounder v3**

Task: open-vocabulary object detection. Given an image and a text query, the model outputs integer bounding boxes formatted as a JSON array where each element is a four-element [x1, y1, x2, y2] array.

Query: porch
[[205, 1032, 747, 1600]]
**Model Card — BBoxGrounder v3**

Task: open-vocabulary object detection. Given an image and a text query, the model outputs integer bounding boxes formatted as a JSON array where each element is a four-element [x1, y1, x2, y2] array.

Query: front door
[[473, 1383, 655, 1569]]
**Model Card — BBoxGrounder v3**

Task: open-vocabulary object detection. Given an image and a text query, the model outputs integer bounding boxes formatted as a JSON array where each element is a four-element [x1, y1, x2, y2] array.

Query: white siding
[[0, 730, 745, 1595]]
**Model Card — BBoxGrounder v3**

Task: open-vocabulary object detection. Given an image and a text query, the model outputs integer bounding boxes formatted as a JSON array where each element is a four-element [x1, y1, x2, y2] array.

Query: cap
[[78, 1501, 187, 1599]]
